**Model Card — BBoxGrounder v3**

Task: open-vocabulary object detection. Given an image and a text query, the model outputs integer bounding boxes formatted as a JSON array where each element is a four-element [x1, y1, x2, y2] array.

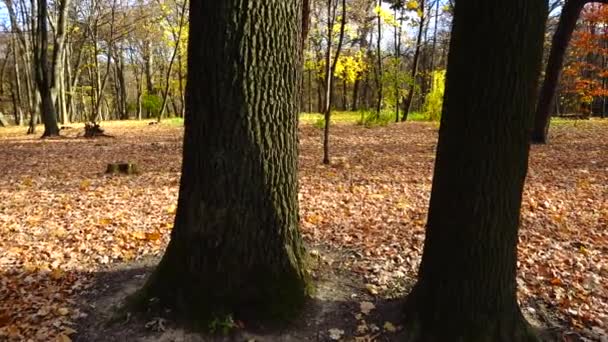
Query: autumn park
[[0, 0, 607, 341]]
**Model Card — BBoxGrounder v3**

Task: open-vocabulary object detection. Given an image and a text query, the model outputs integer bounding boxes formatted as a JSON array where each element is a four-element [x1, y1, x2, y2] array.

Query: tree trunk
[[394, 7, 403, 123], [114, 50, 128, 120], [531, 0, 586, 144], [34, 0, 60, 137], [131, 0, 309, 322], [401, 0, 425, 121], [158, 0, 188, 122], [144, 40, 155, 101], [308, 68, 313, 113], [352, 78, 360, 111], [429, 0, 439, 72], [322, 0, 347, 165], [374, 0, 383, 118], [11, 35, 24, 126], [50, 0, 71, 124], [177, 45, 185, 117], [342, 78, 347, 110], [402, 0, 547, 340]]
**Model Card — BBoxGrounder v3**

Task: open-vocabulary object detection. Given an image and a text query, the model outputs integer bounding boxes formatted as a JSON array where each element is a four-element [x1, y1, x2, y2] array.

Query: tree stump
[[84, 122, 113, 138], [106, 163, 139, 175]]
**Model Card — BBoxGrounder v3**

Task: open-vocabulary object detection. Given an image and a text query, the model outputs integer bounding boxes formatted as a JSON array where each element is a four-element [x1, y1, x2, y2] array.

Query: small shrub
[[357, 110, 392, 128], [142, 94, 162, 117], [407, 111, 427, 121], [422, 70, 446, 121], [313, 117, 326, 129]]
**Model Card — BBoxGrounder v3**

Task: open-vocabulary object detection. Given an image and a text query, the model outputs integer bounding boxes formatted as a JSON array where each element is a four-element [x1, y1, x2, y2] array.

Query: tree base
[[530, 132, 548, 145], [401, 286, 540, 342], [123, 248, 311, 330]]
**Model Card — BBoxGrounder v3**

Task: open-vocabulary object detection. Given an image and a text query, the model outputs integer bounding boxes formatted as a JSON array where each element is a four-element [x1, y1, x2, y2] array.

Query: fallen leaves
[[359, 301, 375, 315], [0, 119, 607, 340], [328, 328, 345, 340]]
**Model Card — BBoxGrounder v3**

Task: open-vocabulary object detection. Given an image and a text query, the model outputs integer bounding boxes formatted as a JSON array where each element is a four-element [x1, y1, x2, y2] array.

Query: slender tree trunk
[[374, 0, 383, 118], [402, 0, 547, 340], [158, 0, 188, 122], [11, 36, 24, 126], [531, 0, 589, 144], [177, 46, 185, 117], [401, 0, 425, 121], [50, 0, 71, 124], [430, 0, 439, 71], [322, 0, 346, 165], [308, 68, 313, 113], [352, 78, 360, 111], [34, 0, 60, 137], [339, 78, 346, 110], [58, 53, 68, 124], [394, 7, 403, 123], [131, 0, 309, 322], [317, 78, 324, 113], [144, 40, 155, 103]]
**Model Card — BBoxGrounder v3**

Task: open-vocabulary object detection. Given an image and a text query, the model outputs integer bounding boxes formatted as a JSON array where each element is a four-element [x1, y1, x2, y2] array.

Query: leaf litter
[[0, 119, 606, 340]]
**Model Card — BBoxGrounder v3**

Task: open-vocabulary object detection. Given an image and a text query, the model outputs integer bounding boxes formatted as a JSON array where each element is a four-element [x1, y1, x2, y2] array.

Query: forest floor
[[0, 118, 607, 341]]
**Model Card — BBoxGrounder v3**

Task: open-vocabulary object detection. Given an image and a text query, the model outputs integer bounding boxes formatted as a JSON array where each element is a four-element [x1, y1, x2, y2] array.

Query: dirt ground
[[1, 120, 607, 341]]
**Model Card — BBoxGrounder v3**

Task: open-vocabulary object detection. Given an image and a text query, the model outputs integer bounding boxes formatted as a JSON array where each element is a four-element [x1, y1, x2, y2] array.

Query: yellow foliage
[[334, 51, 367, 84]]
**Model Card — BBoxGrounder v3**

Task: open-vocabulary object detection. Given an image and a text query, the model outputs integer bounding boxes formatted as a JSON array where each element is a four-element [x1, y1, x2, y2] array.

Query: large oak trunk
[[133, 0, 309, 323], [402, 1, 547, 341]]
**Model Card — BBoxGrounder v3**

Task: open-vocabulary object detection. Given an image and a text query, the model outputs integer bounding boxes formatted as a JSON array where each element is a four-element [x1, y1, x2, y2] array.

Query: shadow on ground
[[73, 252, 410, 342]]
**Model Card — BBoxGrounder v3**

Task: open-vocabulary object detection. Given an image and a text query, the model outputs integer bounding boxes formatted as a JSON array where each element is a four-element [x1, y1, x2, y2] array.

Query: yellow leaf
[[22, 177, 33, 187], [53, 228, 67, 238], [50, 268, 65, 280], [57, 307, 69, 316], [406, 0, 419, 10], [24, 263, 38, 272], [365, 284, 379, 295], [62, 327, 77, 335], [167, 205, 177, 215], [145, 232, 162, 241], [306, 215, 323, 224], [98, 218, 113, 226], [132, 231, 146, 240], [79, 180, 91, 190], [56, 334, 72, 342]]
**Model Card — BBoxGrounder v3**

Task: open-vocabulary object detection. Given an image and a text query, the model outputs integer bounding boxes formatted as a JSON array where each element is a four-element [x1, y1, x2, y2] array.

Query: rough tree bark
[[401, 0, 425, 121], [130, 0, 310, 322], [531, 0, 608, 144], [402, 0, 547, 340]]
